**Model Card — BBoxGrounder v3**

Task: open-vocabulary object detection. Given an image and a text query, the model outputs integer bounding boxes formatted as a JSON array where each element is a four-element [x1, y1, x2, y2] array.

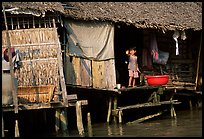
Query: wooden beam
[[127, 110, 167, 124], [195, 34, 202, 90], [53, 18, 68, 106], [107, 97, 112, 123]]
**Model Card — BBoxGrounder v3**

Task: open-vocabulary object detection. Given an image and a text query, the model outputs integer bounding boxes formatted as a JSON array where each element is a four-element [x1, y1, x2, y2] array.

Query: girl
[[126, 47, 140, 87]]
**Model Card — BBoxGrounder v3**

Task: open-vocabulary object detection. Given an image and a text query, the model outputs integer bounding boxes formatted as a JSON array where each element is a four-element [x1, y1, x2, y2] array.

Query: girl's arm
[[126, 50, 130, 56]]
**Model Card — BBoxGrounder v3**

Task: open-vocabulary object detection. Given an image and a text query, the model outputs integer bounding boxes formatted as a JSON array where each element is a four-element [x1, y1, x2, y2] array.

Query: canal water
[[52, 107, 202, 137]]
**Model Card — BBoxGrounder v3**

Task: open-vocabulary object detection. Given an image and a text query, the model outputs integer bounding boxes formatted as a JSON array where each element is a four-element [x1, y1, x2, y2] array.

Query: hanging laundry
[[173, 30, 180, 55], [150, 33, 159, 60], [2, 47, 22, 70], [181, 30, 187, 40], [142, 48, 153, 70]]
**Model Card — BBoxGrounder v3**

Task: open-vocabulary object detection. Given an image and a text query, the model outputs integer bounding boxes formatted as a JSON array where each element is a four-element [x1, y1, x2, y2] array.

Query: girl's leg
[[128, 76, 133, 87], [132, 78, 136, 87]]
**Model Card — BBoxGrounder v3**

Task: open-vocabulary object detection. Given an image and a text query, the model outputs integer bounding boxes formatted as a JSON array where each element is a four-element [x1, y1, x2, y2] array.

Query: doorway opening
[[114, 23, 143, 87]]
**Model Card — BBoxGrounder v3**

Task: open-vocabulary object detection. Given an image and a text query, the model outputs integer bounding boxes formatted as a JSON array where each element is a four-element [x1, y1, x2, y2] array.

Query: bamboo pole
[[87, 112, 93, 137], [3, 6, 20, 137], [195, 33, 202, 90], [76, 101, 84, 136]]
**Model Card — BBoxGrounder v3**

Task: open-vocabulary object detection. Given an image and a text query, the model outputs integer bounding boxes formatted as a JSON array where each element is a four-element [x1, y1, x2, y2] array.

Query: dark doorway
[[114, 23, 143, 87]]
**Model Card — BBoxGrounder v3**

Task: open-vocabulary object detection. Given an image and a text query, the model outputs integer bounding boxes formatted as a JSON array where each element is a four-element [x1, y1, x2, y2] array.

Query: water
[[55, 107, 202, 137]]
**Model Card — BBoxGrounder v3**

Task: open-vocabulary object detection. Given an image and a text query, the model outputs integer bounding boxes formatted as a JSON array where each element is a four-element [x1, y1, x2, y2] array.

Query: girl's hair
[[129, 47, 136, 51]]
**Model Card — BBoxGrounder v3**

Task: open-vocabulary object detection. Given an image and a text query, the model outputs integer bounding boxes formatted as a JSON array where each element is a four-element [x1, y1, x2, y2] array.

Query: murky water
[[54, 107, 202, 137]]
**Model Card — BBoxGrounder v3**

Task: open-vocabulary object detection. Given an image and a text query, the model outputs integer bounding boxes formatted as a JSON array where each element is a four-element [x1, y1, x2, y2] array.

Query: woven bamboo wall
[[2, 28, 61, 103]]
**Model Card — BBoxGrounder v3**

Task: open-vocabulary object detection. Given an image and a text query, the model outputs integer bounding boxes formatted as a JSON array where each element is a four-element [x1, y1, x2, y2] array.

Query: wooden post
[[170, 98, 177, 118], [15, 120, 20, 137], [3, 6, 20, 137], [189, 99, 193, 110], [60, 109, 68, 133], [17, 17, 20, 29], [107, 97, 112, 123], [55, 109, 61, 133], [53, 18, 68, 106], [27, 18, 29, 29], [76, 101, 84, 136], [87, 112, 93, 137], [2, 115, 4, 137], [33, 16, 35, 28], [118, 110, 122, 124], [11, 17, 13, 30], [195, 33, 202, 90], [113, 95, 118, 123], [43, 109, 47, 127]]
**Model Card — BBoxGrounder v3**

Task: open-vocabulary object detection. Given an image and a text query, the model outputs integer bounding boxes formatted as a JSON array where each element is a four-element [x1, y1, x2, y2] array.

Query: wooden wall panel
[[92, 60, 106, 88], [81, 59, 92, 87], [104, 59, 116, 89], [72, 57, 81, 85], [64, 55, 76, 85]]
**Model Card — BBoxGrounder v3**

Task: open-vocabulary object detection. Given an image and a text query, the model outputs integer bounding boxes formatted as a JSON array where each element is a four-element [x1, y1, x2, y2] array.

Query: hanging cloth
[[150, 33, 159, 60], [173, 30, 180, 55]]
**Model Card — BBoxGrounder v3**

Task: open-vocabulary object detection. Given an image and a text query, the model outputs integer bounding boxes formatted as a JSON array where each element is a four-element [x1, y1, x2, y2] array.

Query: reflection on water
[[55, 108, 202, 137]]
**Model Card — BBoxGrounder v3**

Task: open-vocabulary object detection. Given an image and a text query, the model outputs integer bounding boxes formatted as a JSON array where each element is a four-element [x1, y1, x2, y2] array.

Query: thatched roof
[[2, 2, 65, 17], [2, 2, 202, 31], [62, 2, 202, 31]]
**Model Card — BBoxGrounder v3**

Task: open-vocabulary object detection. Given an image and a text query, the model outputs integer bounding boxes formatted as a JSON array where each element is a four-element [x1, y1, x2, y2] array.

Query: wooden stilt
[[55, 109, 61, 133], [2, 115, 4, 137], [15, 119, 20, 137], [189, 100, 193, 110], [60, 109, 68, 133], [107, 97, 112, 123], [87, 112, 93, 137], [113, 96, 118, 123], [43, 109, 47, 127], [118, 110, 122, 124], [76, 101, 84, 136]]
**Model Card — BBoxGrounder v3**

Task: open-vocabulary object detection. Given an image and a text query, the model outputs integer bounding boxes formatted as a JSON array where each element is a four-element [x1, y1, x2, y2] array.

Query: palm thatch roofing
[[2, 2, 202, 31], [62, 2, 202, 31], [2, 2, 65, 17]]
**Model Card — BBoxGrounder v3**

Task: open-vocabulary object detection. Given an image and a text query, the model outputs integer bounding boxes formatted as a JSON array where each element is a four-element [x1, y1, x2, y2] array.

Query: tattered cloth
[[64, 19, 115, 61]]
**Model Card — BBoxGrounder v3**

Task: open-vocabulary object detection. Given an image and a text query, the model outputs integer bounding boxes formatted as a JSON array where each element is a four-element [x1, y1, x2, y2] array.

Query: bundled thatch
[[62, 2, 202, 31], [2, 2, 65, 17], [2, 2, 201, 31]]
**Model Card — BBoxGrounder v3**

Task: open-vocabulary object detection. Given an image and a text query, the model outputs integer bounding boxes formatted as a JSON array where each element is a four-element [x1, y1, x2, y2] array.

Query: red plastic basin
[[145, 75, 169, 86]]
